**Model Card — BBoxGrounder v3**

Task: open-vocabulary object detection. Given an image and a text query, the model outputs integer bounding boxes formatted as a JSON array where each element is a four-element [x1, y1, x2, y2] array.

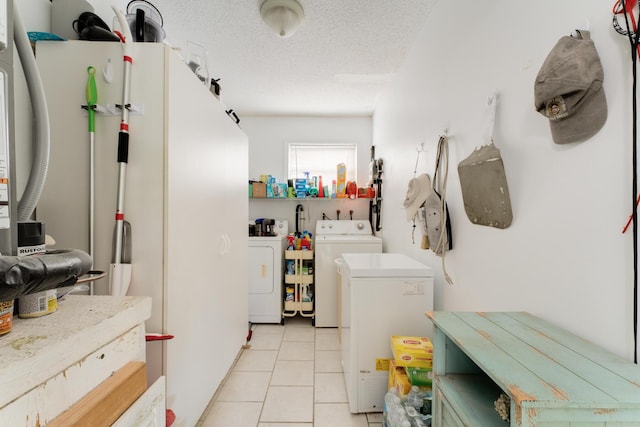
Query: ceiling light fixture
[[260, 0, 304, 38]]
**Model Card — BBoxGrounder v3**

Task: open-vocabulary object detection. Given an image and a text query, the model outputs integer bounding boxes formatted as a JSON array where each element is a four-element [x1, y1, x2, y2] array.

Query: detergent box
[[391, 336, 433, 369]]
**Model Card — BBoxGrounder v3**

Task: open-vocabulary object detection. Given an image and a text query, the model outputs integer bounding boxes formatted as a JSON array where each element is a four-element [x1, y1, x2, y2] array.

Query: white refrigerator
[[340, 253, 434, 413]]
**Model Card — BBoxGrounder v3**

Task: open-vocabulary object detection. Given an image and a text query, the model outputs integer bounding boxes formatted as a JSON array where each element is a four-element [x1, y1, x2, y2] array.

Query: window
[[287, 142, 357, 184]]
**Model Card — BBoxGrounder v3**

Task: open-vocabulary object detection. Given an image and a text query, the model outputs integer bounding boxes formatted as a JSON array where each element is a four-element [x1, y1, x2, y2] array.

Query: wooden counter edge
[[48, 361, 147, 427]]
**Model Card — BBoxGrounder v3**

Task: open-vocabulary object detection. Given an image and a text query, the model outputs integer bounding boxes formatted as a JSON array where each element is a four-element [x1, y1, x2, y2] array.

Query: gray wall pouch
[[458, 94, 513, 229], [458, 142, 513, 228]]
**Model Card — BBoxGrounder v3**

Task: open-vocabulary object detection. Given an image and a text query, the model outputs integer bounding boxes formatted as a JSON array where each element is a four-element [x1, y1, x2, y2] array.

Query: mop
[[108, 15, 177, 425], [109, 7, 134, 297], [85, 66, 97, 294]]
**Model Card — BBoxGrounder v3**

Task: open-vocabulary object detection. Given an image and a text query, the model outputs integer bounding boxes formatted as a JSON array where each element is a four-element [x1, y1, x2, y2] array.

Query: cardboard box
[[271, 183, 288, 198], [252, 182, 266, 198], [388, 359, 412, 396], [405, 366, 433, 387], [391, 336, 433, 369]]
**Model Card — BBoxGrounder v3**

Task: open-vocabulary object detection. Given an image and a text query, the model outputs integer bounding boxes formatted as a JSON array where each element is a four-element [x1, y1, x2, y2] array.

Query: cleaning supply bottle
[[304, 171, 312, 194], [336, 163, 346, 198]]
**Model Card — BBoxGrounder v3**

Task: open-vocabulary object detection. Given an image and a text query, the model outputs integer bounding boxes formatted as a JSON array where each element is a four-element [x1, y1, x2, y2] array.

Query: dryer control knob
[[357, 222, 364, 230]]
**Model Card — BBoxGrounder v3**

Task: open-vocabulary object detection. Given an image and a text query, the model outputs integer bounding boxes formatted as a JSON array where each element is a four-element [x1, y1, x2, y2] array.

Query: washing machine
[[248, 220, 288, 323], [340, 252, 434, 413], [314, 220, 382, 327]]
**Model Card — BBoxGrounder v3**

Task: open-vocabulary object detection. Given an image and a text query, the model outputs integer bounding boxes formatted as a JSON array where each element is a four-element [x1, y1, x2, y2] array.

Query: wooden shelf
[[428, 311, 640, 426], [285, 274, 313, 285], [284, 301, 314, 312], [285, 250, 313, 260], [436, 374, 504, 427]]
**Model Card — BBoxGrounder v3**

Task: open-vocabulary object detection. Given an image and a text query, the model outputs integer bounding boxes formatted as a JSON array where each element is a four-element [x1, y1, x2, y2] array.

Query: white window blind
[[288, 142, 357, 183]]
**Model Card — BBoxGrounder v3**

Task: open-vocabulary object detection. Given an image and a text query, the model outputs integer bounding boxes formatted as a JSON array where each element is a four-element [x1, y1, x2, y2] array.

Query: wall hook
[[572, 19, 590, 37], [413, 140, 425, 176]]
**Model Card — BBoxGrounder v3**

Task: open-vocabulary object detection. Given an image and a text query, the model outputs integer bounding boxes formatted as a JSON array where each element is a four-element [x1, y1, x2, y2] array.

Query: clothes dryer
[[314, 220, 382, 327], [248, 220, 288, 323]]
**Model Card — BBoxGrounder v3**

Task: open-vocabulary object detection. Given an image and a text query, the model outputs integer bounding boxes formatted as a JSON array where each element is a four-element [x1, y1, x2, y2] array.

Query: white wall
[[17, 0, 635, 360], [16, 0, 127, 32], [243, 115, 373, 233], [373, 0, 635, 359], [13, 0, 126, 200]]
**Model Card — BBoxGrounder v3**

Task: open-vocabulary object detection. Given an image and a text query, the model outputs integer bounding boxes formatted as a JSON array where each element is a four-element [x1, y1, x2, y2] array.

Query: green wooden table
[[426, 311, 640, 427]]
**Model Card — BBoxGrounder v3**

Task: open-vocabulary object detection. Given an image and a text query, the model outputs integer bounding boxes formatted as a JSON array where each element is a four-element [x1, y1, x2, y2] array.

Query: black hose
[[295, 204, 304, 237], [620, 0, 640, 364], [0, 249, 93, 301]]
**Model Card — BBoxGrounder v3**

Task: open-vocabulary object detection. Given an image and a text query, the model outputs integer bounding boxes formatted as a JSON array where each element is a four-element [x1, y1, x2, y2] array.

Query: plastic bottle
[[388, 407, 401, 426], [405, 386, 424, 412], [304, 172, 312, 193], [385, 388, 401, 409], [318, 176, 324, 197], [393, 408, 410, 427], [405, 406, 427, 427], [385, 391, 411, 427], [422, 390, 433, 416], [384, 388, 402, 426]]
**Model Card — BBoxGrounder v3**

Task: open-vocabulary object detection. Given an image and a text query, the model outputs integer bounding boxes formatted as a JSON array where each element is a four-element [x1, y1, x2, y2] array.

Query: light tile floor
[[197, 316, 383, 427]]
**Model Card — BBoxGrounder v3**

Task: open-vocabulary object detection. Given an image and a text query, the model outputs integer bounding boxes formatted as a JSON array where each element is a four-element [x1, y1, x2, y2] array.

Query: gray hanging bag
[[458, 95, 513, 229]]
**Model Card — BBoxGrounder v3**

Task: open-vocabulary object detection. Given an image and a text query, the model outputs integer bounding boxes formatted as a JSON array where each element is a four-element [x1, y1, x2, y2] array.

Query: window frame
[[286, 141, 358, 184]]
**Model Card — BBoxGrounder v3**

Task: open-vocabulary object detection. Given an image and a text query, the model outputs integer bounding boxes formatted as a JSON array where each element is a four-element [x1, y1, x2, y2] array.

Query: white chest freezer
[[339, 253, 434, 414]]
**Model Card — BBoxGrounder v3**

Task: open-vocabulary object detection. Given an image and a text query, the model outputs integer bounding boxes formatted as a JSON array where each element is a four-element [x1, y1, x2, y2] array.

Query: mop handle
[[86, 66, 96, 132], [112, 7, 133, 265]]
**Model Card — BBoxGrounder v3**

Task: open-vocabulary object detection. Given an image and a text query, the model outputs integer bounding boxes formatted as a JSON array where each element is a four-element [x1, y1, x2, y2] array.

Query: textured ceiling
[[149, 0, 435, 116]]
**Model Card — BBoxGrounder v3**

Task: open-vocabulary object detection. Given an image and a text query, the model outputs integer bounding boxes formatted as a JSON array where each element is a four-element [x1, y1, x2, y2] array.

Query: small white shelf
[[285, 250, 313, 260], [285, 274, 313, 285], [250, 197, 371, 202], [283, 250, 315, 322]]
